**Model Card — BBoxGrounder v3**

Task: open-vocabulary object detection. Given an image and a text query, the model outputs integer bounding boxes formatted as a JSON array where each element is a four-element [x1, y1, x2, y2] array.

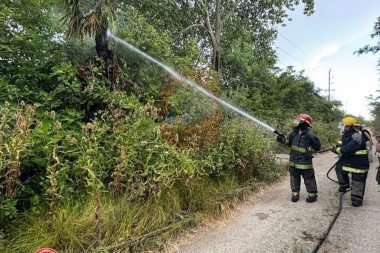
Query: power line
[[276, 47, 304, 65], [278, 32, 307, 55], [277, 61, 289, 67]]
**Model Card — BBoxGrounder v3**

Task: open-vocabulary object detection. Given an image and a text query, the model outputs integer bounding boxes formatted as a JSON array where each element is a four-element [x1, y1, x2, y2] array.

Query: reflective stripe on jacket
[[287, 127, 321, 169], [340, 129, 369, 170], [352, 150, 368, 155]]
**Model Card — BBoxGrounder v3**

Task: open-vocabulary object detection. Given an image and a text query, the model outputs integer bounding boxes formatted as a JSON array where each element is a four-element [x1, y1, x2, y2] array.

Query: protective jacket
[[286, 127, 321, 169], [338, 128, 369, 172]]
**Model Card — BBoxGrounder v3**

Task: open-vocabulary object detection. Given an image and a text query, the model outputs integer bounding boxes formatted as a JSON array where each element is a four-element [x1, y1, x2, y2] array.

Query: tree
[[198, 0, 315, 71], [126, 0, 314, 72], [356, 16, 380, 70], [356, 17, 380, 126], [60, 0, 118, 89], [0, 0, 63, 103]]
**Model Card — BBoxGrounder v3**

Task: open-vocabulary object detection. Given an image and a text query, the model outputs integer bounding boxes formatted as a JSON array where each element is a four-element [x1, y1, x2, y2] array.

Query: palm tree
[[61, 0, 118, 89]]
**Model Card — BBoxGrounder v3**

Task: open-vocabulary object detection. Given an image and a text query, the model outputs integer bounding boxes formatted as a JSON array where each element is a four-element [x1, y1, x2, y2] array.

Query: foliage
[[0, 0, 64, 104], [0, 1, 361, 252], [158, 61, 222, 151], [126, 0, 315, 71], [60, 0, 115, 43], [355, 16, 380, 69], [214, 117, 283, 182], [110, 4, 175, 98], [1, 177, 248, 252], [0, 102, 37, 223], [366, 91, 380, 135], [0, 98, 288, 252], [224, 66, 345, 128]]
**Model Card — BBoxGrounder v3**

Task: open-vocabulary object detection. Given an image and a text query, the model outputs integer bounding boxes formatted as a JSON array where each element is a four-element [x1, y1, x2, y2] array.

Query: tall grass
[[2, 169, 287, 253]]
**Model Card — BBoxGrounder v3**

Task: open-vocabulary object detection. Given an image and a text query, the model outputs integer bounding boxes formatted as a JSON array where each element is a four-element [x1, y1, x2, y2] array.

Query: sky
[[275, 0, 380, 120]]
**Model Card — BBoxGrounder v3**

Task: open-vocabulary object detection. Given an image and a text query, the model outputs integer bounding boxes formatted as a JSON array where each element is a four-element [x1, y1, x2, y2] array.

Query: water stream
[[108, 33, 276, 133]]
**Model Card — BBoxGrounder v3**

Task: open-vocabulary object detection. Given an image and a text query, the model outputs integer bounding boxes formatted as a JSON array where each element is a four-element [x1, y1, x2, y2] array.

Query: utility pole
[[326, 69, 335, 102], [328, 69, 331, 102]]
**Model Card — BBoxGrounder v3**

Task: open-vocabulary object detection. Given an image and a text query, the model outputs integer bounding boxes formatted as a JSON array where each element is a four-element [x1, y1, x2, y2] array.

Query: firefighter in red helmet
[[276, 114, 321, 202]]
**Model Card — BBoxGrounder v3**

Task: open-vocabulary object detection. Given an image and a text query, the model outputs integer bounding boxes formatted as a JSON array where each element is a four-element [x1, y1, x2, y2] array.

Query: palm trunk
[[95, 28, 117, 90]]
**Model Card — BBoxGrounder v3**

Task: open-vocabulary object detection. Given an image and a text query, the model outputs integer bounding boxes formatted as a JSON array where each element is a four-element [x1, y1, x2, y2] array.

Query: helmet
[[342, 117, 360, 127], [296, 114, 312, 126]]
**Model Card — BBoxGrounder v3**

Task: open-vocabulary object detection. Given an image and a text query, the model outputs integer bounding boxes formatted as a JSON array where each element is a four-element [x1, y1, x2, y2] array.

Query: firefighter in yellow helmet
[[276, 114, 321, 203], [333, 117, 370, 207]]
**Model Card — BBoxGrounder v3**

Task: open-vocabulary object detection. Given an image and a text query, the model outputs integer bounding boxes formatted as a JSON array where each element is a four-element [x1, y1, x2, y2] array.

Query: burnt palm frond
[[61, 0, 83, 38], [81, 11, 101, 41], [61, 0, 116, 41]]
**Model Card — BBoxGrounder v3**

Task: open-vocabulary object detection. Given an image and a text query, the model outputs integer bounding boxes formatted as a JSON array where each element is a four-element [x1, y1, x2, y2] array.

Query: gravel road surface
[[169, 151, 380, 253]]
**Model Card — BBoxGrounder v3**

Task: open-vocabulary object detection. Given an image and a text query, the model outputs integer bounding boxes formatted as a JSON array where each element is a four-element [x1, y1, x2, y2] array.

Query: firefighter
[[359, 126, 373, 162], [333, 117, 370, 207], [375, 135, 380, 190], [276, 114, 321, 203]]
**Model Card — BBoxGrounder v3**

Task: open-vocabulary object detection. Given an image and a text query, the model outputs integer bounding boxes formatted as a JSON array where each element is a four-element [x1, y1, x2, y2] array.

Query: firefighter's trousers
[[336, 160, 368, 204], [335, 160, 349, 188], [289, 166, 317, 195]]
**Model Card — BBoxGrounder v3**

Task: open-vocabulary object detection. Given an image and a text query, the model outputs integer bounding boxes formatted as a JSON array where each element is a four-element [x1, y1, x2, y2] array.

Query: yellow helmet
[[342, 117, 360, 127]]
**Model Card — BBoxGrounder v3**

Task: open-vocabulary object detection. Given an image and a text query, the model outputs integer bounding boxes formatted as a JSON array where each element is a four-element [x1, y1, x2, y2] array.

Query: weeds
[[0, 101, 37, 223], [0, 99, 288, 252], [2, 172, 286, 252]]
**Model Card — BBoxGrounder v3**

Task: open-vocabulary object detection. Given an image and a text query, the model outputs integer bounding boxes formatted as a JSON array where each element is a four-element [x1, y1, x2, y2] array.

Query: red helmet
[[295, 114, 312, 127]]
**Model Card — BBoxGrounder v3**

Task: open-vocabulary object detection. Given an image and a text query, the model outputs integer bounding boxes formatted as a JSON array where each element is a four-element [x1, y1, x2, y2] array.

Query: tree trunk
[[95, 28, 112, 61], [214, 0, 222, 72], [95, 27, 118, 90]]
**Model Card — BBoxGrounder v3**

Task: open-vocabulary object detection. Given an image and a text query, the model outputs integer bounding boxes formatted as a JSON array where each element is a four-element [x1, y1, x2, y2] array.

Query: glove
[[332, 147, 341, 155], [276, 135, 287, 144]]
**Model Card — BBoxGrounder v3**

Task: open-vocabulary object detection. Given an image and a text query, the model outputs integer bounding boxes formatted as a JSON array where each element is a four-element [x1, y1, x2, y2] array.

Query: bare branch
[[180, 23, 204, 34]]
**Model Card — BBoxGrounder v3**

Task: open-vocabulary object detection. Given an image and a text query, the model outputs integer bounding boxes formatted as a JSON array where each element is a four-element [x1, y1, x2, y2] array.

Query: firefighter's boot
[[306, 193, 317, 203], [291, 192, 299, 202]]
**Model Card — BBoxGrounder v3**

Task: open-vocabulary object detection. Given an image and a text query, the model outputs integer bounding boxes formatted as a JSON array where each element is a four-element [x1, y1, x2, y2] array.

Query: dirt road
[[171, 151, 380, 253]]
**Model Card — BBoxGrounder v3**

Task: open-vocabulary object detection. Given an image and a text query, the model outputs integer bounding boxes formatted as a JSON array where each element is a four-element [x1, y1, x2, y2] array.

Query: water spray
[[108, 32, 283, 136]]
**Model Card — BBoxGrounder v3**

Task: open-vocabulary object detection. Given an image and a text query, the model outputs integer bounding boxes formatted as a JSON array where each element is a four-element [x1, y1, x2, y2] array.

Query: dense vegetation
[[0, 0, 378, 252]]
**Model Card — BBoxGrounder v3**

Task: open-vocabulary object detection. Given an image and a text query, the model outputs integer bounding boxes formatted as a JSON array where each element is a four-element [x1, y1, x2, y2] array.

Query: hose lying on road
[[310, 190, 349, 253], [310, 155, 350, 253]]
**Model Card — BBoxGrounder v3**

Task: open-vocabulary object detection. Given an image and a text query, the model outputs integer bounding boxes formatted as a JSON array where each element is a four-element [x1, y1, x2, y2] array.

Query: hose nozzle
[[273, 129, 285, 137]]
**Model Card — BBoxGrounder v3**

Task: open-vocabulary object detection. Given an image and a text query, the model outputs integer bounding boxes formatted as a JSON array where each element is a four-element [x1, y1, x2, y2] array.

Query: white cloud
[[305, 43, 341, 69], [274, 0, 380, 120]]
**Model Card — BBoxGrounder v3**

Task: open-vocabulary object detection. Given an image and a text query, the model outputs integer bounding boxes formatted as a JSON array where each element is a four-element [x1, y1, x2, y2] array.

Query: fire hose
[[311, 154, 350, 253], [310, 140, 349, 253]]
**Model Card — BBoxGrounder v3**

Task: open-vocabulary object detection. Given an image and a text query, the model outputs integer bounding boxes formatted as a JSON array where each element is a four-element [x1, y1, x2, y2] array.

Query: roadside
[[165, 151, 380, 253]]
